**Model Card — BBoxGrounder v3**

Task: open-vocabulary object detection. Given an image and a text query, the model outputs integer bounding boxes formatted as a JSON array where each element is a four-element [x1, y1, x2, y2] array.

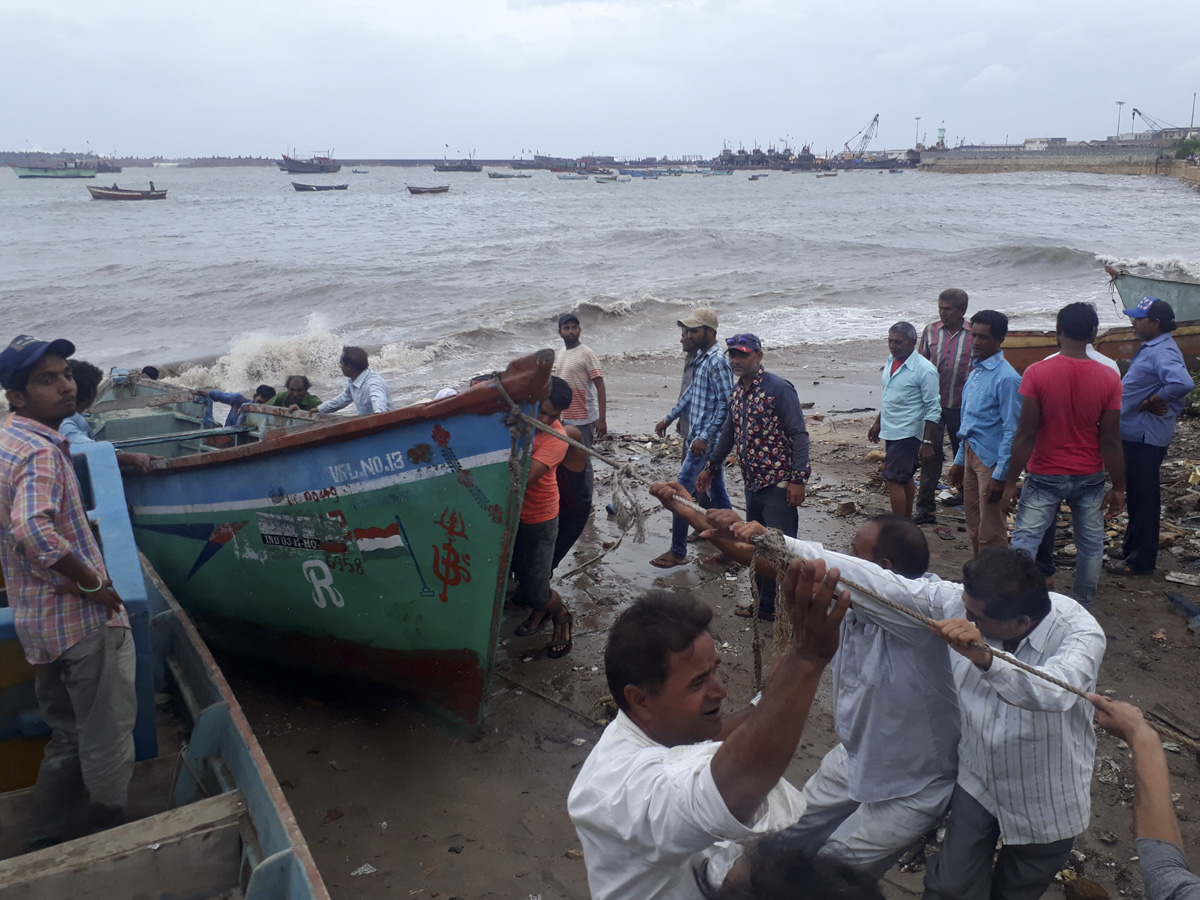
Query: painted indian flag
[[352, 523, 406, 560]]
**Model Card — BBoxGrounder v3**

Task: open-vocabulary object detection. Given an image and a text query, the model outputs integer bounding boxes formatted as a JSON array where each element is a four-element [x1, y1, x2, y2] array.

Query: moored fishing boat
[[8, 159, 98, 179], [0, 442, 329, 899], [90, 352, 552, 731], [86, 183, 168, 200], [1105, 266, 1200, 321], [292, 182, 348, 192], [281, 152, 342, 174], [407, 184, 449, 194]]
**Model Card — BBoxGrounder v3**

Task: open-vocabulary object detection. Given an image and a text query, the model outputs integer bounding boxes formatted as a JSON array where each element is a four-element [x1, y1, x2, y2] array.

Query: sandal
[[650, 552, 688, 569], [514, 610, 550, 637], [1104, 561, 1153, 577], [547, 612, 573, 658], [934, 525, 954, 542]]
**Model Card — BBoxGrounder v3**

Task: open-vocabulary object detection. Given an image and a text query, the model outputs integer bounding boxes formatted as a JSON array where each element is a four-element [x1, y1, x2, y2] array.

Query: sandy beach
[[216, 345, 1200, 900]]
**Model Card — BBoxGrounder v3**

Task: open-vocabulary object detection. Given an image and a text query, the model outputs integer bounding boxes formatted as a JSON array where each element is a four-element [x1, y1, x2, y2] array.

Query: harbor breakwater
[[919, 146, 1197, 180]]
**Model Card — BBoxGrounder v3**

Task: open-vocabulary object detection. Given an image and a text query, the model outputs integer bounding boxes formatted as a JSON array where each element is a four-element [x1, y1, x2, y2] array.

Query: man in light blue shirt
[[947, 310, 1023, 555], [868, 322, 941, 519], [1109, 298, 1193, 576], [317, 345, 393, 417]]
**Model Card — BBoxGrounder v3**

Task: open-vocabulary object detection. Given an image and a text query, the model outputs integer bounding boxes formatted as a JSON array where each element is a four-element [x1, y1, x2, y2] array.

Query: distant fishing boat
[[292, 182, 348, 192], [281, 151, 342, 174], [488, 171, 532, 179], [748, 175, 761, 181], [407, 184, 450, 194], [87, 183, 168, 200], [556, 173, 589, 181], [352, 168, 369, 174], [434, 152, 482, 173], [595, 175, 630, 183], [816, 172, 838, 178], [1105, 266, 1200, 321], [8, 158, 98, 178], [88, 353, 552, 731]]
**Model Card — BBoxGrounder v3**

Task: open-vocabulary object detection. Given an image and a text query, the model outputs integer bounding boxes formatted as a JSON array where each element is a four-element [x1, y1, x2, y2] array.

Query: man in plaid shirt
[[653, 310, 733, 568], [0, 334, 136, 850]]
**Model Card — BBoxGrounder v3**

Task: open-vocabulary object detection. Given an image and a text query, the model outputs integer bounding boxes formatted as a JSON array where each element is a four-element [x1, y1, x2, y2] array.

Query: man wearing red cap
[[0, 334, 137, 849]]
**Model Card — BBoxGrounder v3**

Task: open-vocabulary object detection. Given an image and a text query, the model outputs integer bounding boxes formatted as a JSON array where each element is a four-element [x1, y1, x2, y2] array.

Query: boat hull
[[281, 155, 342, 174], [117, 352, 552, 730], [292, 182, 348, 191], [1004, 319, 1200, 373], [9, 165, 98, 178], [87, 186, 167, 200], [1107, 268, 1200, 321], [408, 185, 449, 194]]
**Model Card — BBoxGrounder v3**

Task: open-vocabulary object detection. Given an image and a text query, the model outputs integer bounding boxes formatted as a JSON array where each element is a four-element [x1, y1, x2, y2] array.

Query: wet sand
[[219, 347, 1200, 900]]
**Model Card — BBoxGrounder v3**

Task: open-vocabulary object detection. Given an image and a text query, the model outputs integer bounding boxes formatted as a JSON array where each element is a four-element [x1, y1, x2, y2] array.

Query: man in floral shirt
[[698, 333, 810, 620]]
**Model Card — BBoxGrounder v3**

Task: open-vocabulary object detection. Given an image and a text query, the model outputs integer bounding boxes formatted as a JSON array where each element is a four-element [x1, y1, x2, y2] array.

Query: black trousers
[[915, 406, 962, 516], [1122, 439, 1168, 572]]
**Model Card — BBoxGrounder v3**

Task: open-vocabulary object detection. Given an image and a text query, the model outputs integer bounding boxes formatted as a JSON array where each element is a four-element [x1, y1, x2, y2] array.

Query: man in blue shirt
[[652, 310, 734, 568], [868, 323, 941, 520], [1107, 298, 1193, 576], [946, 311, 1023, 555]]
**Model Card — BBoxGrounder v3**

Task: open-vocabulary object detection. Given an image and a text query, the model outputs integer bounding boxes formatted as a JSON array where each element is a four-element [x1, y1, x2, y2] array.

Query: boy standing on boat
[[511, 376, 574, 658], [317, 346, 393, 416], [0, 335, 137, 849]]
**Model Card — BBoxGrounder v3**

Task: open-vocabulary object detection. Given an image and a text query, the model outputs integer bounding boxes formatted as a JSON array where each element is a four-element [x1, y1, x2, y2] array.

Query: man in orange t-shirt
[[511, 376, 575, 658]]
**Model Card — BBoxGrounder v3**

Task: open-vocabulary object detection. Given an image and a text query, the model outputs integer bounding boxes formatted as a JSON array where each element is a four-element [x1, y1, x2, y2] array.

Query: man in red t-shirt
[[511, 376, 575, 657], [1003, 302, 1125, 609]]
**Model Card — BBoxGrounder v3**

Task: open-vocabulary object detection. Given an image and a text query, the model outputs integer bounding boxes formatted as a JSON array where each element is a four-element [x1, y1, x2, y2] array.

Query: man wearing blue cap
[[0, 335, 137, 849], [1107, 298, 1193, 576], [698, 334, 810, 620]]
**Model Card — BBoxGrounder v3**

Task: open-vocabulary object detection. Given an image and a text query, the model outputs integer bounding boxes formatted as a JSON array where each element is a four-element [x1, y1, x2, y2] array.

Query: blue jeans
[[1010, 471, 1106, 609], [670, 451, 731, 558], [746, 484, 799, 618]]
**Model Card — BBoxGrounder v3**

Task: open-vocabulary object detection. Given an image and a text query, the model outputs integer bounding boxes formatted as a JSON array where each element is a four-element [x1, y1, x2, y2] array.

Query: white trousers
[[785, 743, 955, 878]]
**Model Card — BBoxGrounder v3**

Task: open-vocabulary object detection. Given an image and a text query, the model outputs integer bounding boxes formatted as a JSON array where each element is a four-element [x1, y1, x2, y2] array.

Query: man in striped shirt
[[914, 289, 973, 525], [0, 334, 137, 849]]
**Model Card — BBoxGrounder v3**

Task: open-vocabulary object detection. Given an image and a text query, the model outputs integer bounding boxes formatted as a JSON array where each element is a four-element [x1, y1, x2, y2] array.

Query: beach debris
[[564, 849, 584, 860], [865, 449, 886, 463], [328, 759, 347, 771], [1151, 628, 1168, 643], [379, 821, 388, 829], [350, 863, 377, 876], [1098, 831, 1119, 845], [1096, 756, 1120, 786], [1064, 878, 1109, 900], [572, 738, 588, 746], [1166, 572, 1200, 588], [323, 807, 345, 823], [1163, 742, 1183, 753], [448, 844, 464, 853], [837, 501, 857, 517]]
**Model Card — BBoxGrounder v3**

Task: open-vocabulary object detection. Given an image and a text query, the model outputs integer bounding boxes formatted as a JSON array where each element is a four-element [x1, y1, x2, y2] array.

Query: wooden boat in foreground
[[291, 182, 348, 192], [407, 184, 450, 194], [1004, 268, 1200, 373], [87, 183, 167, 200], [90, 352, 551, 731], [0, 442, 329, 898]]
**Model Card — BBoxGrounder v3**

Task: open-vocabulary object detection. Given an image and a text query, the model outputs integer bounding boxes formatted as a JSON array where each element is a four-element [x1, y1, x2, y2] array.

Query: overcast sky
[[2, 0, 1198, 160]]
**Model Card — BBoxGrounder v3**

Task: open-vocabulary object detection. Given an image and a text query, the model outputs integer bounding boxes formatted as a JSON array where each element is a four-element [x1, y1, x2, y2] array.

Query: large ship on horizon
[[7, 155, 99, 178]]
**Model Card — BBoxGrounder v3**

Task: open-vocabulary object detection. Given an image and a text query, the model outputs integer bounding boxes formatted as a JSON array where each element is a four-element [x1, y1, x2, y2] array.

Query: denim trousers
[[1010, 471, 1106, 609], [670, 451, 731, 558], [746, 484, 799, 617]]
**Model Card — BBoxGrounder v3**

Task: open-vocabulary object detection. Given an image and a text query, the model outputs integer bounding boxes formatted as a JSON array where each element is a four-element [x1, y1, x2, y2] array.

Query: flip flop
[[547, 613, 573, 658], [514, 611, 549, 637], [1104, 562, 1153, 577], [650, 552, 688, 569], [934, 525, 954, 542]]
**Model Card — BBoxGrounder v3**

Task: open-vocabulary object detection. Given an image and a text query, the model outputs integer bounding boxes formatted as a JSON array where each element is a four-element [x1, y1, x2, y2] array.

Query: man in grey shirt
[[1088, 695, 1200, 900]]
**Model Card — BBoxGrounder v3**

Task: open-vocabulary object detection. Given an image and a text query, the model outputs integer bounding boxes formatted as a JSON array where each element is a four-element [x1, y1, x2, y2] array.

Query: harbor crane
[[843, 114, 880, 158], [1131, 108, 1178, 134]]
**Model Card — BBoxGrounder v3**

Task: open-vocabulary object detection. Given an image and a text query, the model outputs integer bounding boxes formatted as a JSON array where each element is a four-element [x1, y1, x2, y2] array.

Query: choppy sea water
[[0, 165, 1196, 405]]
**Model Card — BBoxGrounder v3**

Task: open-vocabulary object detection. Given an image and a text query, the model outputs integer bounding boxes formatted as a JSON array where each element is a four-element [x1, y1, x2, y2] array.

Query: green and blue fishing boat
[[89, 351, 552, 732]]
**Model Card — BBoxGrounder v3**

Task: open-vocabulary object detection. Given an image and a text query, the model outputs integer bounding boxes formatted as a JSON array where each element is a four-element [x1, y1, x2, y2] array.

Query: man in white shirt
[[568, 559, 852, 900], [651, 488, 959, 878], [656, 490, 1104, 900], [316, 345, 393, 416]]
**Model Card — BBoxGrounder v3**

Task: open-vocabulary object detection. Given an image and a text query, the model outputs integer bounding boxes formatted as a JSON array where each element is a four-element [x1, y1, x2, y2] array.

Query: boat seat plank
[[0, 789, 247, 900], [90, 392, 199, 414], [113, 425, 253, 448], [0, 753, 180, 858]]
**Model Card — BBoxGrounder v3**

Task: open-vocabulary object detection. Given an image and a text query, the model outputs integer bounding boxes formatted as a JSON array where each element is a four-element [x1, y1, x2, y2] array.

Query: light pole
[[1116, 101, 1125, 140], [915, 116, 921, 147]]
